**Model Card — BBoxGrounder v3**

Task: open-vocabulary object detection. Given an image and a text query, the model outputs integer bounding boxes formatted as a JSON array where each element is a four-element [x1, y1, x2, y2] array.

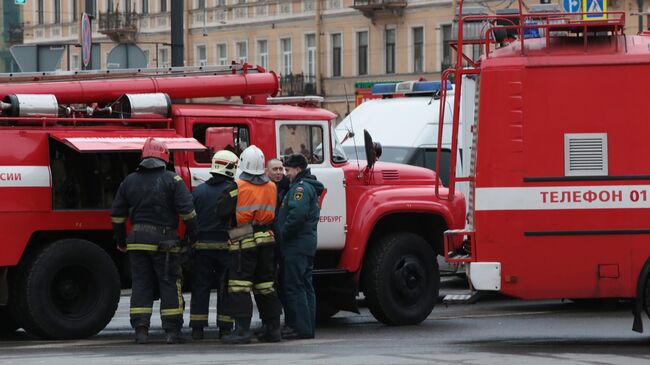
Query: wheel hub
[[392, 255, 427, 305]]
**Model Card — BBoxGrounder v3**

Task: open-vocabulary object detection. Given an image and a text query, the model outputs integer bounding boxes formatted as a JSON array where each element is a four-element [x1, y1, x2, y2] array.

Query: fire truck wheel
[[0, 305, 19, 334], [21, 239, 121, 339], [9, 245, 50, 338], [362, 232, 439, 326]]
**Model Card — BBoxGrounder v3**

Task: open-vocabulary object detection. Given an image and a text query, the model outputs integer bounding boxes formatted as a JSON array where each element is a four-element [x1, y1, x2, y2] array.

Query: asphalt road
[[1, 278, 649, 365]]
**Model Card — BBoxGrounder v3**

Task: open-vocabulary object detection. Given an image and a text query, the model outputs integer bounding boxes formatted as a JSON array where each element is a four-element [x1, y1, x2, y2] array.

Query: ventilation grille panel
[[382, 170, 400, 180], [564, 133, 608, 176]]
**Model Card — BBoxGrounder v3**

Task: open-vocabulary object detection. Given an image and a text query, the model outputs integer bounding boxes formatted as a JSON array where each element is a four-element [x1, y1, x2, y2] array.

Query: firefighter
[[189, 150, 239, 340], [110, 138, 198, 344], [222, 145, 283, 344], [277, 153, 324, 340]]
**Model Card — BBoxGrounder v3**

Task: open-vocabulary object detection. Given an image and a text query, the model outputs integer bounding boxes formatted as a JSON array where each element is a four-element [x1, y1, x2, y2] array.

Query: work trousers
[[189, 245, 233, 329], [225, 236, 282, 321], [129, 250, 184, 331], [282, 253, 315, 337]]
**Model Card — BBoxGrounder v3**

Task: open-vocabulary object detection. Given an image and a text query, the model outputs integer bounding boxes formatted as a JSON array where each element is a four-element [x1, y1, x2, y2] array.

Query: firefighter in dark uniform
[[277, 153, 324, 340], [111, 137, 198, 344], [189, 150, 239, 340], [221, 145, 283, 344]]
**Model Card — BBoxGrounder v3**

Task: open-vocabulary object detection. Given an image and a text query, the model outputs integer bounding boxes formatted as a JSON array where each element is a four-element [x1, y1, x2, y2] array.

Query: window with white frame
[[441, 24, 454, 70], [331, 33, 341, 77], [36, 0, 44, 25], [216, 0, 225, 5], [385, 28, 395, 74], [257, 40, 268, 70], [216, 43, 227, 66], [280, 2, 291, 14], [412, 26, 424, 73], [160, 0, 167, 12], [142, 0, 149, 14], [304, 0, 315, 12], [195, 0, 205, 9], [158, 47, 170, 67], [196, 45, 207, 66], [54, 0, 61, 23], [71, 0, 78, 22], [281, 38, 292, 75], [305, 34, 316, 78], [356, 31, 368, 76], [236, 41, 248, 63]]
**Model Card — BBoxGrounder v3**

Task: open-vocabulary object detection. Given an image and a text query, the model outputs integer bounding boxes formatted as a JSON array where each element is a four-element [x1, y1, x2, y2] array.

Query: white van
[[336, 78, 476, 198]]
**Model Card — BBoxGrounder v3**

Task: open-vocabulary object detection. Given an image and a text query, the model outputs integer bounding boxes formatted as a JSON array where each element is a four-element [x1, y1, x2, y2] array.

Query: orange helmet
[[141, 137, 170, 163]]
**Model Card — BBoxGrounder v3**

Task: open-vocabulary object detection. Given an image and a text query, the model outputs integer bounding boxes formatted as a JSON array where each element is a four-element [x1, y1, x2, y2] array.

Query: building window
[[107, 0, 114, 12], [441, 24, 454, 70], [357, 31, 368, 76], [142, 0, 149, 14], [54, 0, 61, 23], [196, 45, 207, 66], [216, 43, 227, 66], [72, 0, 78, 22], [385, 28, 395, 74], [217, 0, 225, 6], [36, 0, 44, 25], [413, 26, 424, 73], [304, 0, 315, 12], [257, 40, 268, 70], [125, 0, 132, 12], [158, 47, 170, 68], [331, 33, 341, 77], [196, 0, 205, 9], [236, 41, 248, 63], [305, 34, 316, 78], [160, 0, 167, 12], [281, 38, 292, 75]]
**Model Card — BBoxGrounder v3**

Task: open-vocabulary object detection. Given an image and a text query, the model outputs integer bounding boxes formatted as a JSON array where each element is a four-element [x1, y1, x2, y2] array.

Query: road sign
[[81, 13, 92, 68], [563, 0, 581, 12], [583, 0, 607, 20]]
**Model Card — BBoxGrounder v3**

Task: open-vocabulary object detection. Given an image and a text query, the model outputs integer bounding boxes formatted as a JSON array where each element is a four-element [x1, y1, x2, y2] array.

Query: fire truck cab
[[0, 66, 466, 339]]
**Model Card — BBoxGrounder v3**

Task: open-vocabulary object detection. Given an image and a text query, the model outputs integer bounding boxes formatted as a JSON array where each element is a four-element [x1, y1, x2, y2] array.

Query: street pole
[[171, 0, 184, 67]]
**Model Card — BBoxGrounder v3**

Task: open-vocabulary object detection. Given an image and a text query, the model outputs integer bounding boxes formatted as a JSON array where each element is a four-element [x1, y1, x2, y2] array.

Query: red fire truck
[[0, 65, 465, 339], [441, 1, 650, 331]]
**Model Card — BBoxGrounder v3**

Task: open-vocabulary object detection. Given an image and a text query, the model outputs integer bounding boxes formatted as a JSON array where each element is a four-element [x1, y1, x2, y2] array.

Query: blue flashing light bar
[[371, 80, 453, 95]]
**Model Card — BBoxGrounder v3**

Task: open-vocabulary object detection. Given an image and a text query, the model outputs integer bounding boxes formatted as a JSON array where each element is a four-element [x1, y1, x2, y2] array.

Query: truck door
[[275, 120, 346, 250]]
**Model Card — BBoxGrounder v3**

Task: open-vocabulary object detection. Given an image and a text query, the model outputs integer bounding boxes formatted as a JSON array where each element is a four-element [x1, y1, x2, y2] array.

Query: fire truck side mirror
[[205, 127, 238, 154], [363, 129, 381, 169]]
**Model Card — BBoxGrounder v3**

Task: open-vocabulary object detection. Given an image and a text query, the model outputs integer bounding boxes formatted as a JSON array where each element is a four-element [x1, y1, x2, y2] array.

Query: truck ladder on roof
[[0, 63, 263, 84]]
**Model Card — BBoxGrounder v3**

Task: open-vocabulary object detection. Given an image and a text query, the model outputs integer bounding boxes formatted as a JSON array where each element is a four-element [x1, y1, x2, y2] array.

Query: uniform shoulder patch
[[293, 191, 303, 200], [173, 175, 183, 182], [295, 186, 304, 193]]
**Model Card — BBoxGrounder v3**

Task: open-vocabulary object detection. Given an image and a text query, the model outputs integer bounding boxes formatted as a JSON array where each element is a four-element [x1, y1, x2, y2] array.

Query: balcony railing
[[352, 0, 407, 18], [98, 11, 139, 43], [280, 73, 317, 96]]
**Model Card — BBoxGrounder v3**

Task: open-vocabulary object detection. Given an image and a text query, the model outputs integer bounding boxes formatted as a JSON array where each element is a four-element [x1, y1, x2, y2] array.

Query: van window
[[411, 148, 452, 186], [279, 125, 323, 164], [49, 138, 141, 210], [192, 124, 250, 164]]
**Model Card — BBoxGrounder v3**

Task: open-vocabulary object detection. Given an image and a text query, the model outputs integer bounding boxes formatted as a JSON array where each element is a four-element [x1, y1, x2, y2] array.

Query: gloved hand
[[184, 218, 199, 248], [112, 224, 127, 253], [116, 242, 127, 253]]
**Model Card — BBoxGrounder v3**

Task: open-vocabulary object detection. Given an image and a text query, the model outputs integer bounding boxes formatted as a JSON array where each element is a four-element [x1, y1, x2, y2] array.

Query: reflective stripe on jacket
[[235, 179, 277, 227]]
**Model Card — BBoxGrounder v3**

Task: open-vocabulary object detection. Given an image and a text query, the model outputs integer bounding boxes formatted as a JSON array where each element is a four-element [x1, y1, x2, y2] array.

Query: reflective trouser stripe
[[161, 277, 184, 317], [111, 216, 127, 223], [253, 281, 275, 295], [228, 238, 256, 251], [217, 315, 234, 323], [130, 307, 153, 315], [190, 314, 209, 321], [228, 279, 252, 293], [127, 244, 158, 251]]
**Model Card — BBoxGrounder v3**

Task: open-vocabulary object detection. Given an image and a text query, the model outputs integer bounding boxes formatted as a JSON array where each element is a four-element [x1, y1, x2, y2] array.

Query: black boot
[[221, 317, 252, 344], [191, 327, 204, 340], [134, 326, 148, 344], [257, 317, 281, 343], [218, 326, 233, 339], [165, 329, 183, 344]]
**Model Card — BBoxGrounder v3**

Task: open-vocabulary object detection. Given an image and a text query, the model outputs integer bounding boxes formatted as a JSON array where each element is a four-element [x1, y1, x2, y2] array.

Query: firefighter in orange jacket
[[221, 145, 283, 344]]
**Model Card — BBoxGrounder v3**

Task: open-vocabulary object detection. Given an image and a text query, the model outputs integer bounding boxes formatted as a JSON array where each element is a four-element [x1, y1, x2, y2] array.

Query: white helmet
[[211, 150, 239, 178], [239, 145, 266, 175]]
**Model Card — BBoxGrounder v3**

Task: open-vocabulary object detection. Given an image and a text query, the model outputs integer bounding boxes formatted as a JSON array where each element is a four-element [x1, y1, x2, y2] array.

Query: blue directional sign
[[583, 0, 607, 20], [563, 0, 581, 13]]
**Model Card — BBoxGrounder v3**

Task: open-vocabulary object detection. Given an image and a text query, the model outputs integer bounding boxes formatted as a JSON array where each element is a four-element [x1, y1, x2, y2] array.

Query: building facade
[[18, 0, 646, 119]]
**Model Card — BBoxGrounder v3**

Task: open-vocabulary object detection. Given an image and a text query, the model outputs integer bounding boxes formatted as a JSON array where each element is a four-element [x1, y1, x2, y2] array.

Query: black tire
[[9, 245, 49, 338], [362, 232, 439, 326], [21, 239, 121, 339], [0, 305, 19, 335]]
